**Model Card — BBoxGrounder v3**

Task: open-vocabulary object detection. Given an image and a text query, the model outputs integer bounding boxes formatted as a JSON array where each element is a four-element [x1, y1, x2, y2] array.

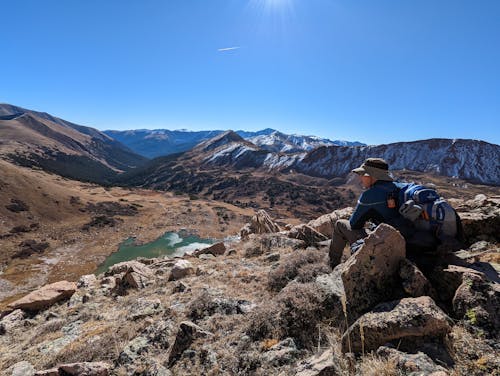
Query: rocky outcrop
[[166, 321, 213, 366], [399, 259, 435, 298], [240, 210, 281, 239], [306, 207, 353, 237], [341, 224, 406, 319], [7, 281, 76, 312], [342, 296, 452, 353], [287, 224, 328, 245], [376, 346, 448, 375], [105, 260, 155, 290]]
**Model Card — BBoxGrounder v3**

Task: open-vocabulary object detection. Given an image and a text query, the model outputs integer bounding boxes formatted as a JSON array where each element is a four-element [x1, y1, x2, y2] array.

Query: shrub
[[268, 250, 330, 291]]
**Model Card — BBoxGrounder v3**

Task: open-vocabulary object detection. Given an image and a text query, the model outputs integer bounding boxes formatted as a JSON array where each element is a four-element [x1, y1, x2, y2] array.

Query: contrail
[[217, 46, 241, 52]]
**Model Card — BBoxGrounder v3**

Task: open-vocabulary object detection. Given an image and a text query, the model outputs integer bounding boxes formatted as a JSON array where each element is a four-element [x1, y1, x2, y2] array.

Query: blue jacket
[[349, 180, 406, 230]]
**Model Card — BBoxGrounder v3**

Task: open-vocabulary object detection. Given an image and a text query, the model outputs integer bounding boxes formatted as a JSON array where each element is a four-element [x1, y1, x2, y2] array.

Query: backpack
[[395, 183, 461, 240]]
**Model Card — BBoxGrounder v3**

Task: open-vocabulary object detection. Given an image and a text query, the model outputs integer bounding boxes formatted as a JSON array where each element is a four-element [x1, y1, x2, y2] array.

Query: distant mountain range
[[1, 104, 499, 186], [104, 128, 364, 158]]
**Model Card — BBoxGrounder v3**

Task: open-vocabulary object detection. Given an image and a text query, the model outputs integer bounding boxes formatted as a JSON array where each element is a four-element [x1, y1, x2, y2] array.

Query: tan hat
[[352, 158, 393, 181]]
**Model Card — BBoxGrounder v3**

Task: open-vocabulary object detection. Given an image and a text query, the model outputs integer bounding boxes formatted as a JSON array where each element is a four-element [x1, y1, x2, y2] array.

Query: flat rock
[[341, 296, 452, 353], [7, 281, 76, 312], [307, 207, 353, 237]]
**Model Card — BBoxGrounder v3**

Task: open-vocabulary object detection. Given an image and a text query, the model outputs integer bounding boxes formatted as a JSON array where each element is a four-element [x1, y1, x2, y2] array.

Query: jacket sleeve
[[349, 192, 370, 229]]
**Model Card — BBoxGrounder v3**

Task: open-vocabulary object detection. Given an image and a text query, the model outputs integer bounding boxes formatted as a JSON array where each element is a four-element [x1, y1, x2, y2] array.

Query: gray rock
[[119, 336, 150, 364], [59, 362, 110, 375], [342, 296, 452, 353], [240, 209, 281, 240], [8, 361, 35, 376], [77, 274, 98, 289], [261, 338, 302, 366], [288, 224, 329, 245], [129, 298, 163, 320], [0, 309, 25, 333], [265, 252, 281, 262], [315, 267, 346, 323], [198, 253, 215, 260]]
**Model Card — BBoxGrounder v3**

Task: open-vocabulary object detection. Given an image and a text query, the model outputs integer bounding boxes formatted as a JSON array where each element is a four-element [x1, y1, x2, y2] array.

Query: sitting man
[[329, 158, 410, 268]]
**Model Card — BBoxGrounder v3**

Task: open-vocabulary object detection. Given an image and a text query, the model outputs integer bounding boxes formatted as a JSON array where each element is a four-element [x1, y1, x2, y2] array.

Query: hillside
[[1, 195, 499, 375], [0, 104, 147, 183]]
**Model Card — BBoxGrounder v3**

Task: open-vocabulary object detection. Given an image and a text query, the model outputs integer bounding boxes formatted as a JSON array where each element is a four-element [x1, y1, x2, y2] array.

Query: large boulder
[[193, 242, 226, 257], [341, 224, 406, 319], [307, 207, 353, 237], [7, 281, 76, 312], [399, 259, 435, 298], [341, 296, 452, 353], [240, 210, 281, 240]]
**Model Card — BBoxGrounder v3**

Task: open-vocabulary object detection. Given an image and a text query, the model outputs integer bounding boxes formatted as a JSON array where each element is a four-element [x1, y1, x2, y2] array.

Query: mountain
[[0, 104, 147, 183], [103, 128, 363, 158], [295, 139, 500, 185]]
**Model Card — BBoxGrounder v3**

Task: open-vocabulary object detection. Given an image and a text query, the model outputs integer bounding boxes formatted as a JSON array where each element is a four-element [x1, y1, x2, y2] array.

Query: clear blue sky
[[1, 0, 499, 145]]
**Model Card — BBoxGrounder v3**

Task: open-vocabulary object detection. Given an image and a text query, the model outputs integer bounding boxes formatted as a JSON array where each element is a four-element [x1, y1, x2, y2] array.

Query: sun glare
[[249, 0, 294, 13]]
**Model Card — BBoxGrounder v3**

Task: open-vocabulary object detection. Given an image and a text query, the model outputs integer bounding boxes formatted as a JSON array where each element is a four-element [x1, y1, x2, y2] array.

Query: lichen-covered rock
[[0, 309, 25, 334], [341, 296, 452, 353], [166, 321, 213, 366], [341, 224, 406, 319], [456, 195, 500, 242], [260, 338, 302, 367], [240, 209, 281, 240], [452, 271, 500, 336], [129, 298, 163, 320], [7, 281, 76, 312]]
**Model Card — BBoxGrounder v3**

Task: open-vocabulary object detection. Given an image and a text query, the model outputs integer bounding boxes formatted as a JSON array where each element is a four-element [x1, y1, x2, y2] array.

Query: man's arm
[[349, 191, 386, 229]]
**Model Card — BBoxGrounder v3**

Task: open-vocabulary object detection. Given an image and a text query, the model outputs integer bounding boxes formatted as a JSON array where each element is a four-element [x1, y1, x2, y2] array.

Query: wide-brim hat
[[352, 158, 393, 181]]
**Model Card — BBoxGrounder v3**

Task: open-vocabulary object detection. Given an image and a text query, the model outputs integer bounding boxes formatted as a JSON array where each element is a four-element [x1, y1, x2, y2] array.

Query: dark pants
[[329, 219, 367, 268]]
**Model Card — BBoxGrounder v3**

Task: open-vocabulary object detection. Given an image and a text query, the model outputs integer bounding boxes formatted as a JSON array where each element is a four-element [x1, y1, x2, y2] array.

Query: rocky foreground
[[1, 195, 499, 375]]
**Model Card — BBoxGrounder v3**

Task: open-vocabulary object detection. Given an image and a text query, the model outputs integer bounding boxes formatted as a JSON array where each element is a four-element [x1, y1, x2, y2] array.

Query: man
[[329, 158, 408, 268]]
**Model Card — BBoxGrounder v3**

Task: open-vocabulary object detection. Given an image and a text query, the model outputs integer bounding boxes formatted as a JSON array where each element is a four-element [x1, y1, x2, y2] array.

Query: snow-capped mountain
[[295, 139, 500, 185], [104, 128, 363, 158]]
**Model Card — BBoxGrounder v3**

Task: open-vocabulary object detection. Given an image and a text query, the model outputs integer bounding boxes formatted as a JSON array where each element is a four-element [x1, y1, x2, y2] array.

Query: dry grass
[[446, 325, 500, 376], [357, 354, 400, 376], [267, 250, 330, 292]]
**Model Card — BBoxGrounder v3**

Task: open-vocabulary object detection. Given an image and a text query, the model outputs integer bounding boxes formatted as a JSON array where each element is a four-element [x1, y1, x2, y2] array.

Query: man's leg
[[329, 219, 367, 268]]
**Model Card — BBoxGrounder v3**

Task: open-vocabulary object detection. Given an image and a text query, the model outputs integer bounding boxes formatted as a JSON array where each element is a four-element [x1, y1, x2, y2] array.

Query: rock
[[188, 292, 252, 321], [452, 271, 500, 336], [7, 281, 76, 312], [315, 266, 346, 323], [173, 281, 189, 293], [166, 321, 213, 366], [240, 209, 281, 240], [77, 274, 98, 289], [288, 224, 328, 245], [8, 361, 35, 376], [119, 336, 150, 364], [169, 260, 195, 281], [34, 369, 59, 376], [59, 362, 110, 375], [430, 265, 486, 304], [198, 253, 215, 260], [376, 346, 448, 374], [265, 252, 280, 262], [107, 261, 155, 289], [0, 309, 25, 333], [243, 233, 305, 257], [129, 298, 163, 320], [341, 296, 452, 353], [261, 338, 302, 366], [399, 259, 435, 298], [295, 348, 339, 376], [341, 224, 406, 319], [307, 207, 353, 237], [457, 195, 500, 242], [193, 242, 226, 257]]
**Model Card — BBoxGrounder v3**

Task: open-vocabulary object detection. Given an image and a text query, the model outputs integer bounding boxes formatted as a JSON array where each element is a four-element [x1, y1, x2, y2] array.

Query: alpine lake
[[95, 230, 214, 275]]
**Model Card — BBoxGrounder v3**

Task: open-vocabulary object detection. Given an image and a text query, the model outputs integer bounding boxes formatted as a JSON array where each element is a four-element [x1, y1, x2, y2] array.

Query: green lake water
[[95, 231, 213, 275]]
